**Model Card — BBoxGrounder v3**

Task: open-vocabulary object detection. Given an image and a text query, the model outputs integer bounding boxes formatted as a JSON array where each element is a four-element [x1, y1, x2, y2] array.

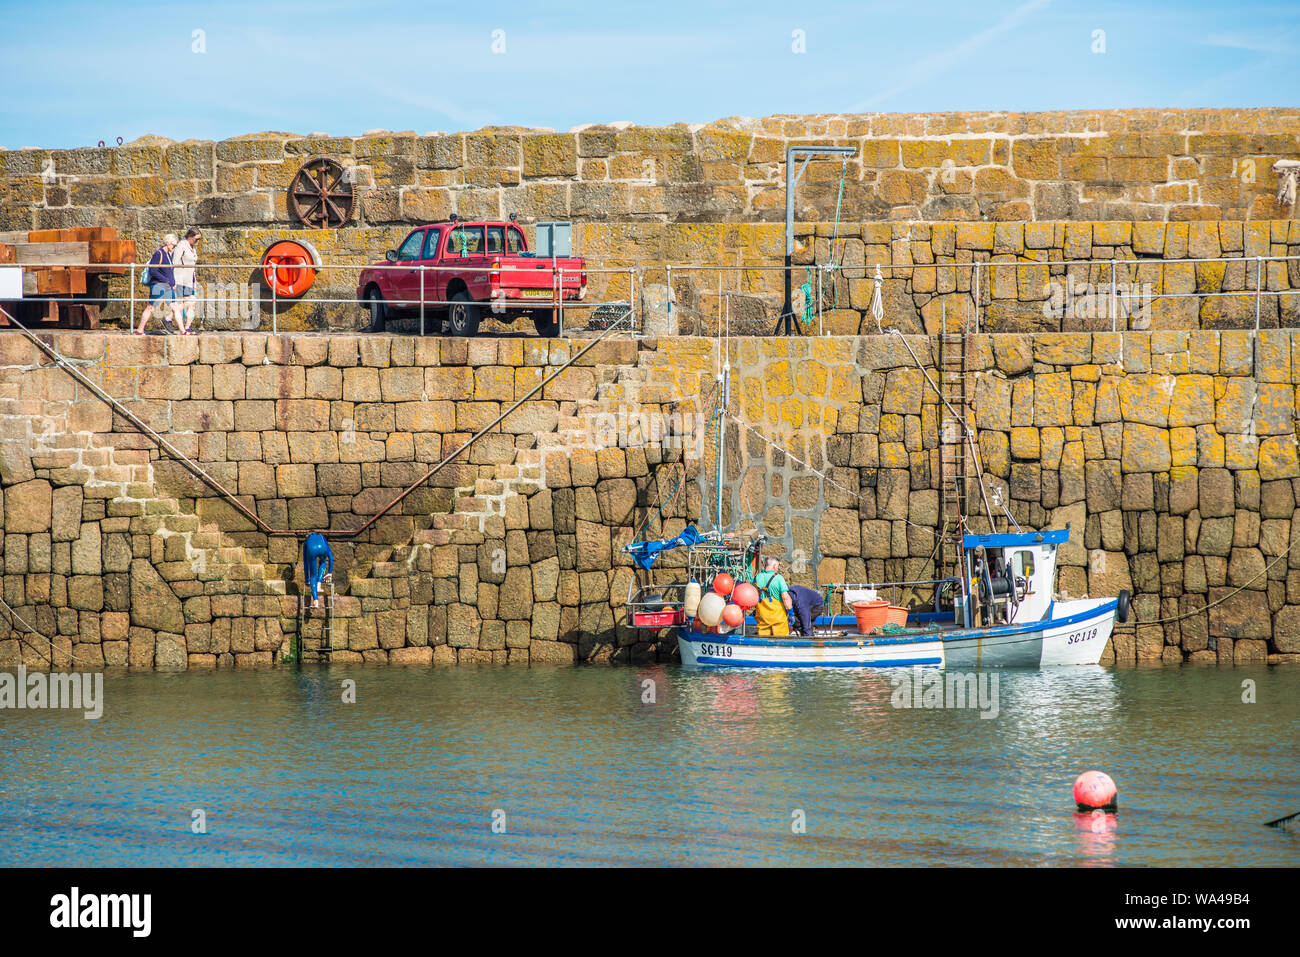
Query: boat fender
[[684, 580, 702, 619], [1116, 589, 1131, 623]]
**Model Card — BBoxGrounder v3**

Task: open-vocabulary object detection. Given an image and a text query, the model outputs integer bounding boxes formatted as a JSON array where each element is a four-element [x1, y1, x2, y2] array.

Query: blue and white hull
[[678, 597, 1118, 670]]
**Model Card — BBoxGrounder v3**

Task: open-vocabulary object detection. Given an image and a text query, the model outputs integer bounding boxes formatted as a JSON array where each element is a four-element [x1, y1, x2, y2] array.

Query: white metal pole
[[1256, 256, 1263, 332], [419, 265, 425, 336], [666, 264, 672, 334], [1110, 260, 1117, 333], [129, 262, 136, 330]]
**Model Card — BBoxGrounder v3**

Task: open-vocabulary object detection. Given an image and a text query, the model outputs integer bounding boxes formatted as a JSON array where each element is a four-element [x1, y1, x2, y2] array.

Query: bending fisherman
[[303, 533, 333, 610], [787, 584, 826, 636]]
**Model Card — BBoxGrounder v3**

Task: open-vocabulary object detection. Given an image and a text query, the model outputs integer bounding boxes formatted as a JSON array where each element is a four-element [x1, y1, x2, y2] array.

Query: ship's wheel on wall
[[288, 157, 356, 229]]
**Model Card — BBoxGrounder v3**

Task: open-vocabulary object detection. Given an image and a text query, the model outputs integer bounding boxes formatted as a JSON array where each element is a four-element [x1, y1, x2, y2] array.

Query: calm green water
[[0, 663, 1296, 866]]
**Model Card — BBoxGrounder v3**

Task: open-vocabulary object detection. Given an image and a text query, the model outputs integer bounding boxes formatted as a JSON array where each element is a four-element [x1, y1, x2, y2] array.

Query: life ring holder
[[261, 239, 322, 299]]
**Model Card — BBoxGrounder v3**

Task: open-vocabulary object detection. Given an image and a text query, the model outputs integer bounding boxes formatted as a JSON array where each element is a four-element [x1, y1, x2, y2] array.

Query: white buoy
[[697, 592, 726, 627]]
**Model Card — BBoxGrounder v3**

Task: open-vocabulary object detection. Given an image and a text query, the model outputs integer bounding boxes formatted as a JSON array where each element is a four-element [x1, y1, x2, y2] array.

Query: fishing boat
[[627, 526, 1130, 670], [622, 336, 1130, 669]]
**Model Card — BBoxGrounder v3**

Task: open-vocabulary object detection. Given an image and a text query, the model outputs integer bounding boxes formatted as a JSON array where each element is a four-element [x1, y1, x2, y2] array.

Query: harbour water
[[0, 663, 1296, 867]]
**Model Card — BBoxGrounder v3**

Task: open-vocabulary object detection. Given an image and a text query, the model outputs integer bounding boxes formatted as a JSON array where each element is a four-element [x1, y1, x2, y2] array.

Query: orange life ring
[[261, 240, 320, 298]]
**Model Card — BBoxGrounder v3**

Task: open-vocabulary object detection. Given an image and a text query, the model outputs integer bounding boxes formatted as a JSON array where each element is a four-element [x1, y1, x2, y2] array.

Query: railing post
[[972, 261, 980, 336], [129, 262, 136, 330], [666, 264, 672, 333], [1110, 259, 1117, 333], [558, 268, 564, 337], [1256, 256, 1264, 332], [272, 273, 278, 335], [629, 266, 636, 336]]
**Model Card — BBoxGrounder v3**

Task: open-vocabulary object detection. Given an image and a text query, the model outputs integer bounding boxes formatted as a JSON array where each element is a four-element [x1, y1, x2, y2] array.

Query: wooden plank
[[88, 238, 134, 271], [0, 231, 31, 245], [14, 241, 89, 266], [0, 243, 14, 265], [36, 268, 87, 296], [74, 227, 114, 243], [22, 271, 36, 296], [27, 229, 62, 244], [88, 239, 123, 262]]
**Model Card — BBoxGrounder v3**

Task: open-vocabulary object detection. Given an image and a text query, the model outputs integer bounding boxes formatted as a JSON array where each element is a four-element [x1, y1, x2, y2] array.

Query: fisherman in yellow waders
[[753, 556, 794, 637]]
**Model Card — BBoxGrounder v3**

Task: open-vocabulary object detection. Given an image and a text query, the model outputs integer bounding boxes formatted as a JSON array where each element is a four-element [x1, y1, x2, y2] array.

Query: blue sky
[[2, 0, 1298, 148]]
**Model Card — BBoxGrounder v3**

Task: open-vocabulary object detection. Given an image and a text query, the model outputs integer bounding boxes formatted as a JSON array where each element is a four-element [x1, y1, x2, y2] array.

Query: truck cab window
[[447, 226, 483, 256], [420, 228, 442, 260], [396, 231, 424, 261], [485, 227, 505, 254], [507, 227, 525, 254]]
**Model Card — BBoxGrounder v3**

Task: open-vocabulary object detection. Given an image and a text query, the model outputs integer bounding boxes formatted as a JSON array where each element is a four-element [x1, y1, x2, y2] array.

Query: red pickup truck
[[356, 217, 586, 336]]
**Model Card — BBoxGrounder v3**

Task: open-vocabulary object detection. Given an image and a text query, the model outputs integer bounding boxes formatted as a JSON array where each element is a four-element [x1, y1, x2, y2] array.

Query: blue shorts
[[175, 285, 195, 298], [148, 283, 174, 304]]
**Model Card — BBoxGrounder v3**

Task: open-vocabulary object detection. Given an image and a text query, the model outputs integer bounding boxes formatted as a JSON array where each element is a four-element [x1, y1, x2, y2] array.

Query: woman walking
[[134, 234, 178, 335], [171, 227, 202, 335]]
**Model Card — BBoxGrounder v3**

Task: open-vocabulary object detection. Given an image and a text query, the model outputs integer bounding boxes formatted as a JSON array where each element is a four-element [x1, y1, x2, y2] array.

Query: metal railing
[[6, 252, 1300, 338]]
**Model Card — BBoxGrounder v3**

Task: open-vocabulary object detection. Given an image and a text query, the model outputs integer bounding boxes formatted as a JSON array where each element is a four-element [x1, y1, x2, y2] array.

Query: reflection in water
[[1073, 809, 1119, 865], [0, 664, 1295, 866]]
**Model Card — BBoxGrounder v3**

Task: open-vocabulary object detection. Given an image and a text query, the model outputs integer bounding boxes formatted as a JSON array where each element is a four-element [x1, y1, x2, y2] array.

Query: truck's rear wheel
[[448, 291, 480, 337], [533, 310, 560, 338], [365, 287, 387, 333]]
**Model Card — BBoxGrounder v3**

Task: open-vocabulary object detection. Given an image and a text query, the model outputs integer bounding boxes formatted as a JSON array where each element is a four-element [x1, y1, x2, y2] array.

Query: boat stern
[[1040, 597, 1118, 665]]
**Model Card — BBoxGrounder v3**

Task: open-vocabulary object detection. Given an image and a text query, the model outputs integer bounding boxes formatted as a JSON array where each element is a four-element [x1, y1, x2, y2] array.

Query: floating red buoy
[[261, 239, 321, 299], [733, 582, 759, 611], [1073, 770, 1118, 811], [721, 603, 744, 628], [712, 573, 735, 596]]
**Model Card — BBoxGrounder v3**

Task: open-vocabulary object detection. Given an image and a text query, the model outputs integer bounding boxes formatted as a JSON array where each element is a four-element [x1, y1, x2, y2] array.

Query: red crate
[[633, 608, 684, 627]]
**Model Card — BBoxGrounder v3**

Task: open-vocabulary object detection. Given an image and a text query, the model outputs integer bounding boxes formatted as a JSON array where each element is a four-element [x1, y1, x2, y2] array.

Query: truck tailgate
[[498, 257, 584, 292]]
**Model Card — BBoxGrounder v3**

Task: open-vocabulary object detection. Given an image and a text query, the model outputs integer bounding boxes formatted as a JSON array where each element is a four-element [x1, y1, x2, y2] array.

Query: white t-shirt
[[172, 240, 197, 289]]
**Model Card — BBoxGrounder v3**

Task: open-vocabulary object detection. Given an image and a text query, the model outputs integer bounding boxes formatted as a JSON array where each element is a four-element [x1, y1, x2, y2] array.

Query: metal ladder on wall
[[937, 328, 973, 582], [297, 581, 335, 662]]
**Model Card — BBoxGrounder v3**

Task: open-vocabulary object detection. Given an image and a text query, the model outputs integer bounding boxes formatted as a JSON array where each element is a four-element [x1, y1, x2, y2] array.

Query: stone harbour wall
[[3, 108, 1298, 332], [0, 329, 1298, 669]]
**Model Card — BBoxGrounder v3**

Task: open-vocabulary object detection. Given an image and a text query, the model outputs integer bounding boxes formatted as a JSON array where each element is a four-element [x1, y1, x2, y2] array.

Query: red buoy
[[721, 603, 744, 628], [733, 582, 759, 611], [712, 573, 735, 596], [1073, 771, 1118, 811]]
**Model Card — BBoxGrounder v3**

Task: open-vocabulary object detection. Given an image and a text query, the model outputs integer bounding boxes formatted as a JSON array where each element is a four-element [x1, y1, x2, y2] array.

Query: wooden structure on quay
[[0, 227, 135, 329]]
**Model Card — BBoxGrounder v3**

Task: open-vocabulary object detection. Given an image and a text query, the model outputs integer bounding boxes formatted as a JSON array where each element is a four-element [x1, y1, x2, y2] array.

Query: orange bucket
[[885, 605, 909, 627], [851, 600, 890, 633]]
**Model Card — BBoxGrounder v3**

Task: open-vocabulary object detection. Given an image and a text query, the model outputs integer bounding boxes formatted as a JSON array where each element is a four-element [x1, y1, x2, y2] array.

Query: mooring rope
[[1135, 542, 1296, 627]]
